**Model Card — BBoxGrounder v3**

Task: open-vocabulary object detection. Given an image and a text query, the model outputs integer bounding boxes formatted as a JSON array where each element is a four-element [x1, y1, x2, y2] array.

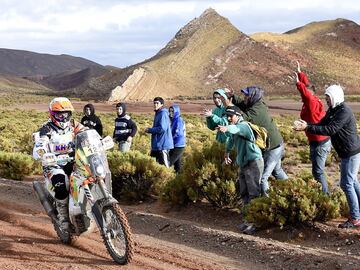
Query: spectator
[[113, 103, 137, 152], [294, 85, 360, 228], [203, 89, 230, 144], [145, 97, 174, 167], [228, 86, 288, 195], [81, 103, 103, 136], [218, 106, 264, 234], [294, 61, 331, 193], [169, 105, 186, 173]]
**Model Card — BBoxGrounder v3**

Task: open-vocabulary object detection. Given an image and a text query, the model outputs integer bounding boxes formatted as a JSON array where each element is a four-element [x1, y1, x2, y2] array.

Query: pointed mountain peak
[[199, 7, 220, 18], [155, 8, 237, 58]]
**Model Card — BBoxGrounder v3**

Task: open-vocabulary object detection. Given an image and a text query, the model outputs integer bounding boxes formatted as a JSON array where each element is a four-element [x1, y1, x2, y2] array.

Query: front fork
[[83, 178, 117, 235]]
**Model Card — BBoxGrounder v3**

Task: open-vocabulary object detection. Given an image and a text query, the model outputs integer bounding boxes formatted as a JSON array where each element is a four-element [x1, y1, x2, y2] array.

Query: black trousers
[[150, 150, 170, 168], [169, 147, 185, 173]]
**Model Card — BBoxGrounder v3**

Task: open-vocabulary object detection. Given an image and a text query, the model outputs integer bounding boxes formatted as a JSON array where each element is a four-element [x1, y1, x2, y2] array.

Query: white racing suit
[[33, 119, 86, 230]]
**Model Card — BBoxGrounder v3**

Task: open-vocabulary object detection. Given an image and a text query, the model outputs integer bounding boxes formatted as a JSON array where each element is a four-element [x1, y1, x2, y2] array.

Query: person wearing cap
[[218, 106, 264, 234], [227, 86, 288, 196], [293, 61, 331, 194], [294, 85, 360, 229], [145, 97, 174, 167], [113, 102, 137, 152], [203, 89, 231, 144]]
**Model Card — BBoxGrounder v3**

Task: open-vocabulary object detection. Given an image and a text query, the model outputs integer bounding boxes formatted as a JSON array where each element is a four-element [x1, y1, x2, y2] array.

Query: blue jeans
[[340, 152, 360, 220], [310, 140, 331, 193], [261, 143, 288, 194]]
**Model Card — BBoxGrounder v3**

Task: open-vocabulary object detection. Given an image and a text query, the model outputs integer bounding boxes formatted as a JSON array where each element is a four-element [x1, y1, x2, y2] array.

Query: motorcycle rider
[[33, 97, 87, 231]]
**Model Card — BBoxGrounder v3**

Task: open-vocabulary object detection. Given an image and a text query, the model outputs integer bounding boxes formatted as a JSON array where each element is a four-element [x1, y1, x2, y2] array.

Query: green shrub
[[0, 151, 36, 180], [297, 148, 310, 163], [108, 150, 175, 202], [162, 141, 239, 208], [244, 176, 347, 228]]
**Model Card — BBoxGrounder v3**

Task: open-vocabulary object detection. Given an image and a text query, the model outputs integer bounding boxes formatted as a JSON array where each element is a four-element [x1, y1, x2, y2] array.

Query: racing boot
[[55, 198, 70, 232]]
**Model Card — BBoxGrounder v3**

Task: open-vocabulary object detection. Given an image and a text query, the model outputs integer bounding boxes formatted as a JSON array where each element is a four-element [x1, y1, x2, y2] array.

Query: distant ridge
[[0, 48, 106, 77], [1, 12, 359, 100]]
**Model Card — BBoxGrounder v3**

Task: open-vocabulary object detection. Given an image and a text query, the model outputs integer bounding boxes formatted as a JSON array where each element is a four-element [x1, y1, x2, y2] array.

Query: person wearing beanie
[[227, 86, 288, 196], [113, 102, 137, 152], [203, 88, 231, 144], [81, 103, 103, 136], [145, 97, 174, 167], [218, 105, 263, 234], [294, 84, 360, 229], [293, 61, 331, 194]]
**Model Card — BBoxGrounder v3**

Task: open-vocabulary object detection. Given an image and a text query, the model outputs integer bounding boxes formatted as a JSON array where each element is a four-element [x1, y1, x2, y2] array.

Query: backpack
[[241, 122, 270, 151]]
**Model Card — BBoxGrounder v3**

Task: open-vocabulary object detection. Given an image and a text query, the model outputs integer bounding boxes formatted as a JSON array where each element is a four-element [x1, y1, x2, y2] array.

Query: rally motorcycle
[[33, 129, 134, 264]]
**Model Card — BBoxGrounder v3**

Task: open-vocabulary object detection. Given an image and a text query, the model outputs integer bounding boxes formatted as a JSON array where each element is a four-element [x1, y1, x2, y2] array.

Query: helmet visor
[[52, 111, 71, 122]]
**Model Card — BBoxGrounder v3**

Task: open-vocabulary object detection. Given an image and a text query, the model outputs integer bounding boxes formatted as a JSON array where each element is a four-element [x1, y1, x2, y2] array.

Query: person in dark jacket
[[294, 85, 360, 228], [113, 103, 137, 152], [169, 104, 186, 173], [227, 86, 288, 196], [145, 97, 174, 167], [81, 104, 103, 136], [294, 61, 331, 193]]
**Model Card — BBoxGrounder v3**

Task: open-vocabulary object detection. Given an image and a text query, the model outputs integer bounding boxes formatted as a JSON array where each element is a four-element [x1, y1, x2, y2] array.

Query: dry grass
[[251, 20, 338, 43], [0, 75, 50, 93]]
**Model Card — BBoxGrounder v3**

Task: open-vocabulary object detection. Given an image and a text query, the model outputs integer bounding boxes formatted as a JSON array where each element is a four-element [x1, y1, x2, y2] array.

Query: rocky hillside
[[81, 10, 360, 101], [72, 8, 245, 100], [2, 11, 359, 101], [251, 19, 360, 94]]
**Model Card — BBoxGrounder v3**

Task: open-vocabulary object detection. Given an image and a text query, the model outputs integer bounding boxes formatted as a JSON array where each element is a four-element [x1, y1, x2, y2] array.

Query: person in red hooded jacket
[[294, 61, 331, 193]]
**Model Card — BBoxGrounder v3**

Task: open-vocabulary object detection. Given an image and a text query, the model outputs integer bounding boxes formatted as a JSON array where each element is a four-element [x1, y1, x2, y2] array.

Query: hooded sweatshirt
[[232, 87, 283, 150], [206, 89, 230, 144], [170, 105, 186, 147], [226, 118, 262, 168], [113, 103, 137, 142], [307, 85, 360, 158], [296, 72, 329, 143], [80, 104, 103, 136], [147, 107, 174, 151]]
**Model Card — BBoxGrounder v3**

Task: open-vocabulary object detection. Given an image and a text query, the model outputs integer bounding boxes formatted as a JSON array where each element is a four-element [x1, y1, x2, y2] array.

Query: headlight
[[91, 156, 106, 178], [95, 164, 105, 177]]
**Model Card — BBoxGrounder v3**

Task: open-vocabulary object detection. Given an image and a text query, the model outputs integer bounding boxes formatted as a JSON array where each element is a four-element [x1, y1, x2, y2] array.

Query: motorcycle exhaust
[[33, 181, 57, 220]]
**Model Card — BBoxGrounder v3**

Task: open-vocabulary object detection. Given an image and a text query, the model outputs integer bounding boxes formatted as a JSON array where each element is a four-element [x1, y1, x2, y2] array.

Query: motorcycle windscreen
[[74, 130, 111, 179]]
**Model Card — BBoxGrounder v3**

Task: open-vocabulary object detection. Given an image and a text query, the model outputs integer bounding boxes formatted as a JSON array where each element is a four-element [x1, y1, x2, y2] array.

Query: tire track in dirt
[[1, 178, 360, 270], [0, 179, 236, 270], [0, 205, 227, 270]]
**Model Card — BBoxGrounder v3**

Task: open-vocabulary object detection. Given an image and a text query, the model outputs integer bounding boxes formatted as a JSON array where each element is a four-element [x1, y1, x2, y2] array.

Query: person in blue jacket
[[145, 97, 174, 167], [169, 104, 186, 173]]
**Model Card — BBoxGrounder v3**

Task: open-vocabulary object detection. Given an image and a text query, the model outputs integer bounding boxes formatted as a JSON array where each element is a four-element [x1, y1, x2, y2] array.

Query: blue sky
[[0, 0, 359, 67]]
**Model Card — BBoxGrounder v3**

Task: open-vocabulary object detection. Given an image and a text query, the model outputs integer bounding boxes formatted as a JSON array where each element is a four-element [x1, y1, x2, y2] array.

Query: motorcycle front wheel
[[101, 203, 134, 264]]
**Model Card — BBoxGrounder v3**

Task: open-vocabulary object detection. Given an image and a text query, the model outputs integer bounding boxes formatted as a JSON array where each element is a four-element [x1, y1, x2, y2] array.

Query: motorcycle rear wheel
[[101, 203, 134, 264]]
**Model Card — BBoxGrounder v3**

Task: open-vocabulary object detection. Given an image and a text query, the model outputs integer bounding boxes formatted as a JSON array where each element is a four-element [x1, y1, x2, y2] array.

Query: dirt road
[[12, 100, 360, 115], [0, 178, 359, 270]]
